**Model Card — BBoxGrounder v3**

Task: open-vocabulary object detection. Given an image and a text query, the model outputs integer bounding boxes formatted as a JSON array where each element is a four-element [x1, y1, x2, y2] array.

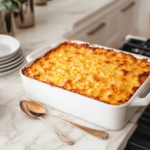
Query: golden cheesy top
[[23, 42, 150, 105]]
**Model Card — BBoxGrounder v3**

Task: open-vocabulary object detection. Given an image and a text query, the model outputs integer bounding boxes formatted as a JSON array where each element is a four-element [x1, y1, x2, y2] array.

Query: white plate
[[0, 49, 23, 68], [0, 48, 21, 63], [0, 48, 20, 61], [0, 34, 20, 58], [0, 58, 25, 77], [0, 55, 25, 72]]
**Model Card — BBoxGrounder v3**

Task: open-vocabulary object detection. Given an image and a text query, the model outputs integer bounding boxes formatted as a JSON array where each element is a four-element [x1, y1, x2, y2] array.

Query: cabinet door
[[120, 1, 136, 38], [67, 16, 108, 46], [85, 19, 107, 45]]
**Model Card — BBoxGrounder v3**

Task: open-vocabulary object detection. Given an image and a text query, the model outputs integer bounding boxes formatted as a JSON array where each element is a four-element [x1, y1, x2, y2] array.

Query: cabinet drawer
[[67, 17, 108, 46]]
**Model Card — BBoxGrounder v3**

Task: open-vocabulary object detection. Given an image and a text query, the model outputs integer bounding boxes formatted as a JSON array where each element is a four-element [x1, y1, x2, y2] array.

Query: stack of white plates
[[0, 35, 25, 77]]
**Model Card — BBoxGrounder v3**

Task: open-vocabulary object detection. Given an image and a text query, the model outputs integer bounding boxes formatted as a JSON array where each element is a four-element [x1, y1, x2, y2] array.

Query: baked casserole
[[23, 42, 150, 105]]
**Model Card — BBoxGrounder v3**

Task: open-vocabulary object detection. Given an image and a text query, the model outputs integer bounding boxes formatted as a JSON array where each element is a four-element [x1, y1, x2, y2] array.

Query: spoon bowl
[[20, 100, 43, 119]]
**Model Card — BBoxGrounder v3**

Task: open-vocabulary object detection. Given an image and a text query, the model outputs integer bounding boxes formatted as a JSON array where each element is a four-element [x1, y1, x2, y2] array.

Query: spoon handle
[[39, 117, 74, 145], [46, 113, 108, 139]]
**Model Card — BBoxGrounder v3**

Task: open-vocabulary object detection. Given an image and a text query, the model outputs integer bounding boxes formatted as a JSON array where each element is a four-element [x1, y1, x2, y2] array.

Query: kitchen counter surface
[[0, 0, 146, 150]]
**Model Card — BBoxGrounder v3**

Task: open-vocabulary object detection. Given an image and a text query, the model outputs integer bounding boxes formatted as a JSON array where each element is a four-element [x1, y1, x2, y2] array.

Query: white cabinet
[[64, 0, 139, 48]]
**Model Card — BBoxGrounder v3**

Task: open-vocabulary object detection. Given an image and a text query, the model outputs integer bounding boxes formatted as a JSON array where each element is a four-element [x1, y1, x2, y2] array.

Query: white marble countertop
[[0, 0, 146, 149]]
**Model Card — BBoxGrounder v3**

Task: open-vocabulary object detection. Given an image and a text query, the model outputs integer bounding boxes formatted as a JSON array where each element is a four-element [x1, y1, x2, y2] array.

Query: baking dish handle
[[26, 44, 57, 62], [129, 93, 150, 107]]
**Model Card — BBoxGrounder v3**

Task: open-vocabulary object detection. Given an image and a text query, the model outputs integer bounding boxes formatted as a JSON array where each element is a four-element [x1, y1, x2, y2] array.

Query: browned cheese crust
[[23, 42, 150, 105]]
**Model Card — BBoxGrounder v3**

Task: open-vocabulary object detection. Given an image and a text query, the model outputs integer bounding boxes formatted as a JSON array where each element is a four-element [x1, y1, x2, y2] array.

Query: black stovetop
[[121, 38, 150, 57]]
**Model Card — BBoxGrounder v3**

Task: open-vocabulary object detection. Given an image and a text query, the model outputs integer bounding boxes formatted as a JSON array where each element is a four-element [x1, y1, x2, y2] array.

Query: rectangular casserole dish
[[20, 40, 150, 130]]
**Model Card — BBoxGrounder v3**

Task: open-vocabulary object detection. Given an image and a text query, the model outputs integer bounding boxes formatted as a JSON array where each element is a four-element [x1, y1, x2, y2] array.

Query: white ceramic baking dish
[[20, 40, 150, 130]]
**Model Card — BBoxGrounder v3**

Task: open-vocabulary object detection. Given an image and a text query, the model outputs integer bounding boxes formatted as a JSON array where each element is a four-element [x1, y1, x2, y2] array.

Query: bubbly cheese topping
[[23, 42, 150, 105]]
